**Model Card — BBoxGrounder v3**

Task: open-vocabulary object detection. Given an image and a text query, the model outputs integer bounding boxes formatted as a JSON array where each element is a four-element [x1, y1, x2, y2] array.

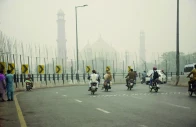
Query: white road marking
[[75, 99, 82, 103], [96, 108, 110, 114], [56, 92, 58, 94], [131, 96, 142, 99], [138, 125, 148, 127], [164, 102, 190, 109], [62, 95, 67, 97]]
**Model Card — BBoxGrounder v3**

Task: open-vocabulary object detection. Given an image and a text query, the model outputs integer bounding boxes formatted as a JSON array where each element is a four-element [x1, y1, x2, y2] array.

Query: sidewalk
[[0, 97, 20, 127]]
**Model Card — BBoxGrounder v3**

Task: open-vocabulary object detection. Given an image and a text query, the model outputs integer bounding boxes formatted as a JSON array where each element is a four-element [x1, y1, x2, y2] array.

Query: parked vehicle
[[145, 70, 166, 84]]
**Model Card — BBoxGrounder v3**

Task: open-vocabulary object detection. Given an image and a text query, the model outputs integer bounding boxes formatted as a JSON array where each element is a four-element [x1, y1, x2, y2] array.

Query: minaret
[[57, 9, 67, 63], [139, 31, 146, 64]]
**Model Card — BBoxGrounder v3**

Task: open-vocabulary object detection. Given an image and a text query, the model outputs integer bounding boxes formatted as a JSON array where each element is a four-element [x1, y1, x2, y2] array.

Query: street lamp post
[[176, 0, 180, 85], [75, 4, 88, 81]]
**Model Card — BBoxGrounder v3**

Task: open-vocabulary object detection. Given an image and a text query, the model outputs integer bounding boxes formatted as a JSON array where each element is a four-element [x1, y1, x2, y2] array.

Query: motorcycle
[[127, 79, 134, 90], [141, 77, 145, 84], [188, 77, 196, 96], [149, 79, 160, 92], [26, 82, 32, 91], [90, 82, 97, 95], [104, 81, 111, 92]]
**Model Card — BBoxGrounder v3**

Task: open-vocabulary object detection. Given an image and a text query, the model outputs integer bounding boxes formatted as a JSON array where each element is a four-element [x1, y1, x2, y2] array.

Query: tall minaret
[[139, 31, 146, 63], [57, 9, 67, 63]]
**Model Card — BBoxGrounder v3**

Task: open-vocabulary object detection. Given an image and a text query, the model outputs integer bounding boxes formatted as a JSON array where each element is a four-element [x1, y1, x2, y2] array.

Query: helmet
[[92, 70, 96, 73], [28, 74, 31, 78], [153, 67, 157, 70]]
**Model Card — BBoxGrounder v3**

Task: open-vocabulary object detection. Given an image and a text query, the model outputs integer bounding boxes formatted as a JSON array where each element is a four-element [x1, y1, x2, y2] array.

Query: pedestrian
[[0, 70, 6, 102], [6, 70, 14, 101]]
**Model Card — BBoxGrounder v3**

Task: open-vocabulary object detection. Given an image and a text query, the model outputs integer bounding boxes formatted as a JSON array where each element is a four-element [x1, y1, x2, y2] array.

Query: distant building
[[78, 36, 121, 73]]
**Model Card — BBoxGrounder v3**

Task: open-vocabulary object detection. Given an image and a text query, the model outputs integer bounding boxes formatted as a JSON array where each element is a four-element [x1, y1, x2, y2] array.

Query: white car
[[145, 70, 167, 84]]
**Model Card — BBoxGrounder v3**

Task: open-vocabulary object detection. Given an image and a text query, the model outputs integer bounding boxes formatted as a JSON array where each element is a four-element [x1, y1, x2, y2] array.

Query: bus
[[184, 63, 196, 75]]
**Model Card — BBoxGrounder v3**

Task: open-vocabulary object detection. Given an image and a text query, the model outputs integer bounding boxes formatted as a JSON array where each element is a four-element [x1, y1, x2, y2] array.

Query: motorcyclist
[[149, 67, 160, 88], [97, 72, 101, 86], [141, 71, 147, 83], [134, 71, 137, 84], [88, 70, 99, 91], [125, 69, 135, 86], [102, 71, 112, 90], [187, 64, 196, 91], [25, 74, 33, 89]]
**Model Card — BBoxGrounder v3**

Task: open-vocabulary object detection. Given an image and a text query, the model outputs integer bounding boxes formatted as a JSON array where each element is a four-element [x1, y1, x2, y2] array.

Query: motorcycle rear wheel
[[189, 91, 193, 96]]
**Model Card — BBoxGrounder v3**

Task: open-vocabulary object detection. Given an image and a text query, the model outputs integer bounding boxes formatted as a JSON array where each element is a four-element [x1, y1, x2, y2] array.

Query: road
[[15, 84, 196, 127]]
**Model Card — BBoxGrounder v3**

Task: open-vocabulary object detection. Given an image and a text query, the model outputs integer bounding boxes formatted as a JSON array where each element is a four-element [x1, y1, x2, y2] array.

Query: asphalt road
[[16, 84, 196, 127]]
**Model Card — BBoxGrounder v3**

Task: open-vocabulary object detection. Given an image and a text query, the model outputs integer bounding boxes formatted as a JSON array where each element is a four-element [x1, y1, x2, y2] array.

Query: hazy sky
[[0, 0, 196, 61]]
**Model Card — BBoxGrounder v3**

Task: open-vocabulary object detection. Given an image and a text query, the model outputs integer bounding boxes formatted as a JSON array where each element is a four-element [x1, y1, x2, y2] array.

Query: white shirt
[[90, 73, 98, 82]]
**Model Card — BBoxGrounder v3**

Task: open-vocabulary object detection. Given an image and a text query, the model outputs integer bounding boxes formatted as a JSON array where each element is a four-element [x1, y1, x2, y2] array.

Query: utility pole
[[133, 61, 136, 71], [75, 5, 88, 80], [176, 0, 180, 85], [155, 60, 157, 67], [166, 60, 168, 82]]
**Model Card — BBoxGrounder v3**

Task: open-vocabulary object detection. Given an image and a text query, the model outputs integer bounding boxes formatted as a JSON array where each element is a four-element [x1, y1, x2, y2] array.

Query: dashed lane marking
[[75, 99, 82, 103], [96, 108, 110, 114], [138, 125, 148, 127], [131, 96, 142, 99], [164, 102, 190, 109]]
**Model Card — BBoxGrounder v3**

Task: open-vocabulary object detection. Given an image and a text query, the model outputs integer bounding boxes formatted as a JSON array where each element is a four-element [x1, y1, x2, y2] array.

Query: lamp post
[[176, 0, 180, 85], [75, 4, 88, 81]]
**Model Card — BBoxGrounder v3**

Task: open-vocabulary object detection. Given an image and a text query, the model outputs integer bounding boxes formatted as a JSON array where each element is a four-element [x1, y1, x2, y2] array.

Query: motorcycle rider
[[88, 70, 99, 91], [97, 72, 101, 86], [141, 71, 147, 83], [102, 71, 112, 89], [187, 64, 196, 91], [25, 74, 33, 89], [125, 69, 135, 86], [149, 67, 160, 88]]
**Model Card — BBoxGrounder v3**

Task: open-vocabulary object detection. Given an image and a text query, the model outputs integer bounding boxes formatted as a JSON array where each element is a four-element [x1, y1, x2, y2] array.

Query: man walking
[[6, 70, 14, 101]]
